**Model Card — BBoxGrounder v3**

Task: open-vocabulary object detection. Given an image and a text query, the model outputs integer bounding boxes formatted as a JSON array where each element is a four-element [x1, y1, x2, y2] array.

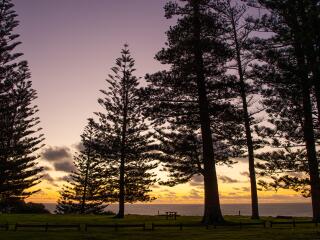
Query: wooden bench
[[14, 223, 81, 231], [85, 223, 146, 232], [0, 223, 9, 231], [166, 212, 177, 220]]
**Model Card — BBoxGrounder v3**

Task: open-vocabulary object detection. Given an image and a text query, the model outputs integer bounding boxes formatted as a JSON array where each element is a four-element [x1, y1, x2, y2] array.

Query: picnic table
[[165, 211, 178, 220]]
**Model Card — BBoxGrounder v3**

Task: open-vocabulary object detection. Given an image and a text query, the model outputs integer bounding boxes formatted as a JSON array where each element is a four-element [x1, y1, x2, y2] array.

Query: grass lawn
[[0, 214, 318, 240]]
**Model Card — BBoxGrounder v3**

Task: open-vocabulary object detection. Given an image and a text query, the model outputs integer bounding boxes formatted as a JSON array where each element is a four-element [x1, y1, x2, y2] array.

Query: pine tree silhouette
[[0, 0, 44, 212], [94, 45, 157, 218]]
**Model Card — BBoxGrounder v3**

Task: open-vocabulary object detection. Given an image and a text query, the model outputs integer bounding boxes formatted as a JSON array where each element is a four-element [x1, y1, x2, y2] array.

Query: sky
[[11, 0, 309, 205]]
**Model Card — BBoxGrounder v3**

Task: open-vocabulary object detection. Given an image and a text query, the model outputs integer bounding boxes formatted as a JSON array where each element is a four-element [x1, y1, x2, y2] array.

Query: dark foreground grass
[[0, 214, 318, 240]]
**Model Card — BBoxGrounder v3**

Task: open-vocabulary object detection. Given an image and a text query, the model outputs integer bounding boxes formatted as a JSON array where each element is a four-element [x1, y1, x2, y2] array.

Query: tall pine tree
[[95, 45, 157, 218], [0, 0, 44, 212], [247, 0, 320, 221], [212, 0, 261, 219], [143, 0, 241, 224]]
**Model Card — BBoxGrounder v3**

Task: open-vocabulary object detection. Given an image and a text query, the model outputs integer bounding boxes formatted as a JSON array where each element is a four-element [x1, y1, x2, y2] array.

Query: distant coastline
[[43, 203, 312, 217]]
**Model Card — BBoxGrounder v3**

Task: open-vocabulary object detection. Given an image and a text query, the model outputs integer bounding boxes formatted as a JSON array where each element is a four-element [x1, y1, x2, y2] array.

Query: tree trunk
[[298, 0, 320, 126], [116, 154, 125, 218], [288, 2, 320, 221], [301, 78, 320, 222], [295, 41, 320, 222], [80, 141, 92, 214], [230, 11, 259, 219], [115, 69, 129, 219], [192, 0, 223, 224]]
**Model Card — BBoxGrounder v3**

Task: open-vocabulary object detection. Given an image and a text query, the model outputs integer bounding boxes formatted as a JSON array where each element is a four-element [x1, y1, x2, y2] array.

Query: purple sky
[[13, 0, 171, 146]]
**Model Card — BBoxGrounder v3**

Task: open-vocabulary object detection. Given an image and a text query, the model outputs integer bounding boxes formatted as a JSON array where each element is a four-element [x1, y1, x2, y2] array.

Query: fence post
[[179, 223, 183, 231], [152, 223, 154, 231], [293, 220, 296, 228], [45, 223, 48, 232]]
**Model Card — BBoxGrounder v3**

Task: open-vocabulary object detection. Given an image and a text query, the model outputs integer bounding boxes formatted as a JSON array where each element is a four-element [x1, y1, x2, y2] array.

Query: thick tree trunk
[[295, 42, 320, 222], [298, 1, 320, 126], [230, 9, 260, 220], [301, 80, 320, 222], [289, 2, 320, 221], [192, 0, 223, 224]]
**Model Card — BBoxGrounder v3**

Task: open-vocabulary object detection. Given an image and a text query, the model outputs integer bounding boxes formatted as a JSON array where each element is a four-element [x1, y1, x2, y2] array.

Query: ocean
[[45, 203, 312, 217]]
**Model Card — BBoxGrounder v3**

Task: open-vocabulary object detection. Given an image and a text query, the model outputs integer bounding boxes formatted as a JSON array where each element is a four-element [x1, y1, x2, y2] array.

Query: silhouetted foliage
[[0, 200, 50, 214], [154, 128, 239, 186], [211, 0, 263, 219], [246, 0, 320, 221], [143, 0, 247, 224], [94, 45, 157, 218], [0, 0, 44, 212], [56, 120, 109, 214]]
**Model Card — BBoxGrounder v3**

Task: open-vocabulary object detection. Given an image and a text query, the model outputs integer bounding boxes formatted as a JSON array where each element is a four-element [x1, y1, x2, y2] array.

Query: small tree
[[0, 0, 44, 212], [56, 120, 108, 214], [95, 45, 157, 218]]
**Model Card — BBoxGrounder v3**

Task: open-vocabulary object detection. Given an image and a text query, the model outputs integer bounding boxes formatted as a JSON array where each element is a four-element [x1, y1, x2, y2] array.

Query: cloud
[[219, 175, 239, 183], [228, 192, 237, 196], [189, 174, 204, 187], [42, 173, 59, 187], [41, 166, 52, 171], [42, 146, 72, 161], [57, 176, 71, 182], [187, 189, 202, 199], [235, 157, 248, 163], [73, 142, 84, 151], [54, 161, 76, 173], [42, 173, 54, 182], [242, 187, 250, 192], [42, 146, 76, 173], [161, 189, 177, 199], [240, 171, 250, 177], [288, 172, 306, 178]]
